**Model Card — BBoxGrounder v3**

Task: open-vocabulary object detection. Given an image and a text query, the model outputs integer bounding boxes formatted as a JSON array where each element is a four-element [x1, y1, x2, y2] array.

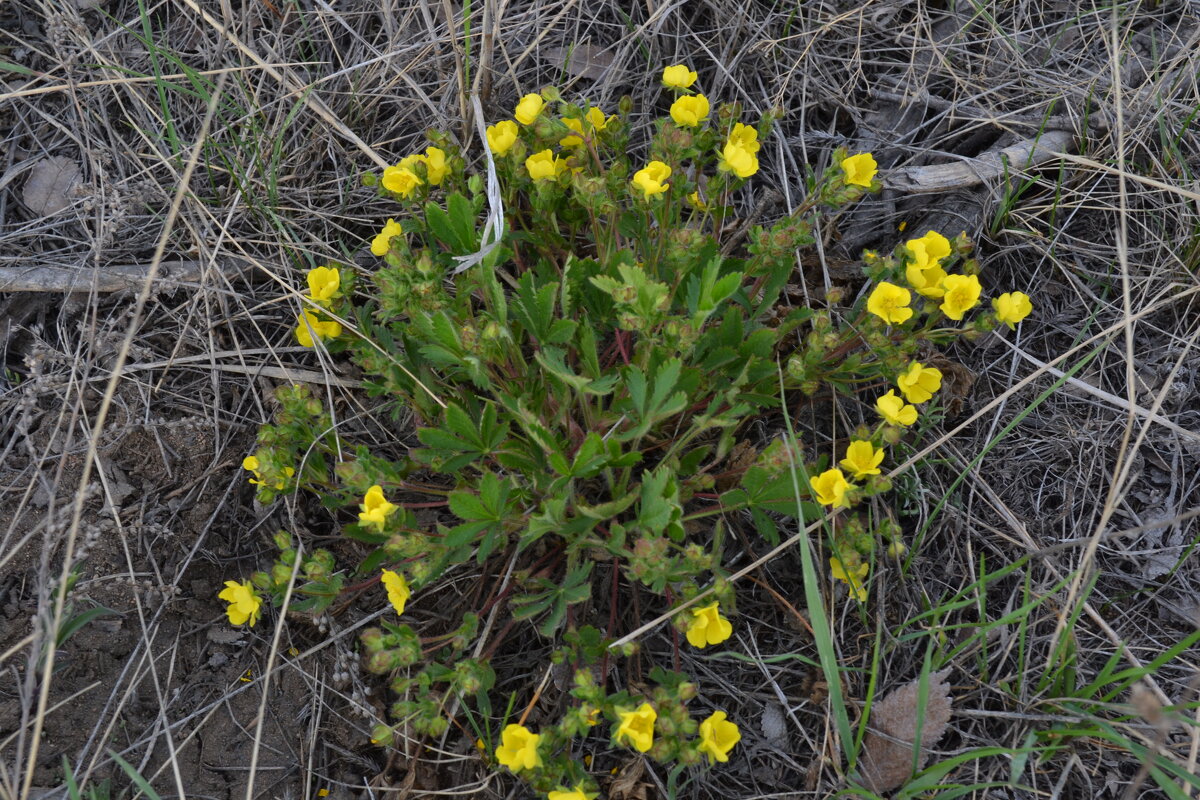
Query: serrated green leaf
[[449, 491, 490, 521], [442, 521, 490, 548]]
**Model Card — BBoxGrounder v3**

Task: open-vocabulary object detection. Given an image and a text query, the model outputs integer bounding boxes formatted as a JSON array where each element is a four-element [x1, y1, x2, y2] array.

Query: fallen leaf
[[544, 43, 619, 81], [22, 155, 82, 216], [856, 669, 953, 793]]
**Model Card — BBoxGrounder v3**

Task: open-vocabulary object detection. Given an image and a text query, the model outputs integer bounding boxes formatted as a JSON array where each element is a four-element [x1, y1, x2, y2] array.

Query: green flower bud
[[369, 723, 393, 746], [361, 627, 385, 653], [365, 650, 396, 674]]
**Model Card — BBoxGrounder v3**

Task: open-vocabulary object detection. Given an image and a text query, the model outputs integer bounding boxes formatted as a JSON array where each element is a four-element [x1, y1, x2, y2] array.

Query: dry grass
[[1, 1, 1199, 798]]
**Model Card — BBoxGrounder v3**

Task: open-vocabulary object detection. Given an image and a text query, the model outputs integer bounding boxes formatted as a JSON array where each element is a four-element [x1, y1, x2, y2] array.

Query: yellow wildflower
[[866, 281, 913, 325], [830, 557, 869, 602], [904, 231, 952, 297], [495, 723, 542, 771], [370, 218, 403, 257], [525, 149, 566, 181], [560, 107, 610, 147], [486, 120, 519, 155], [381, 164, 422, 197], [876, 390, 918, 427], [358, 485, 397, 531], [686, 601, 732, 648], [661, 64, 698, 89], [295, 310, 341, 348], [718, 140, 758, 178], [840, 153, 877, 187], [632, 161, 671, 200], [306, 266, 340, 305], [669, 94, 710, 127], [698, 711, 741, 764], [839, 440, 884, 480], [380, 569, 410, 616], [940, 274, 983, 320], [515, 93, 545, 125], [896, 361, 943, 404], [616, 702, 656, 752], [548, 786, 598, 800], [218, 580, 263, 627], [423, 146, 448, 185], [728, 122, 760, 154], [993, 291, 1033, 329], [242, 455, 294, 489], [687, 190, 708, 211], [811, 468, 852, 508]]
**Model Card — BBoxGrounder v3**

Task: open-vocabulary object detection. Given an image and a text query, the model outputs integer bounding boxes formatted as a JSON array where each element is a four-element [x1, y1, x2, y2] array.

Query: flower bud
[[365, 650, 395, 674], [887, 541, 907, 559], [270, 563, 292, 586], [361, 628, 385, 652], [369, 723, 393, 746]]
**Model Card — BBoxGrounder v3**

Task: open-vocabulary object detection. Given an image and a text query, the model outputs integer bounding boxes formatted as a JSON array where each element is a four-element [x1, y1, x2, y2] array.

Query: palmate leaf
[[415, 402, 508, 472]]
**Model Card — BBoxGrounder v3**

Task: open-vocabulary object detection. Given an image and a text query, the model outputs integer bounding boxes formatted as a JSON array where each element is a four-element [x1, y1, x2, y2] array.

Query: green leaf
[[442, 521, 490, 549], [512, 272, 559, 344], [0, 61, 37, 76], [449, 491, 490, 521], [56, 606, 120, 649]]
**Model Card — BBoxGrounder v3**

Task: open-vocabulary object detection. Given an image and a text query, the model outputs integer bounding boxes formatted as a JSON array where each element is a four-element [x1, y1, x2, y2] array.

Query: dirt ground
[[2, 1, 1199, 799]]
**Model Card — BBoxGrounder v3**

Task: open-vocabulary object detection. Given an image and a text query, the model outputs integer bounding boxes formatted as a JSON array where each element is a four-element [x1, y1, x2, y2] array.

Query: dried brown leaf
[[857, 669, 953, 793], [543, 43, 619, 81], [22, 155, 82, 216]]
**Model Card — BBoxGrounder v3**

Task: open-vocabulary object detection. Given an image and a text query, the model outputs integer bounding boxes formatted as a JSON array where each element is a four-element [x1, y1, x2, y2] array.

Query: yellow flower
[[686, 601, 732, 648], [560, 107, 611, 147], [242, 455, 294, 489], [423, 146, 448, 185], [661, 64, 698, 89], [896, 361, 943, 404], [218, 580, 263, 627], [866, 281, 913, 325], [687, 190, 708, 211], [830, 557, 869, 602], [876, 390, 918, 427], [548, 785, 598, 800], [381, 164, 422, 197], [728, 122, 760, 153], [306, 266, 340, 304], [718, 141, 758, 178], [632, 161, 671, 200], [939, 274, 983, 320], [840, 152, 877, 187], [811, 468, 852, 508], [697, 711, 741, 764], [515, 93, 545, 125], [904, 231, 952, 297], [370, 218, 403, 257], [486, 120, 519, 155], [616, 702, 656, 752], [380, 569, 410, 616], [839, 440, 884, 480], [295, 310, 341, 348], [993, 291, 1033, 329], [495, 723, 542, 771], [359, 485, 397, 531], [669, 94, 710, 127], [525, 149, 566, 181]]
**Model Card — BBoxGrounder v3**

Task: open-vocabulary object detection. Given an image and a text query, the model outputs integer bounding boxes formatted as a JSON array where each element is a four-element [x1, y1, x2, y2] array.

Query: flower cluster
[[865, 228, 1031, 332], [294, 265, 344, 347], [494, 700, 740, 790], [382, 146, 449, 198]]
